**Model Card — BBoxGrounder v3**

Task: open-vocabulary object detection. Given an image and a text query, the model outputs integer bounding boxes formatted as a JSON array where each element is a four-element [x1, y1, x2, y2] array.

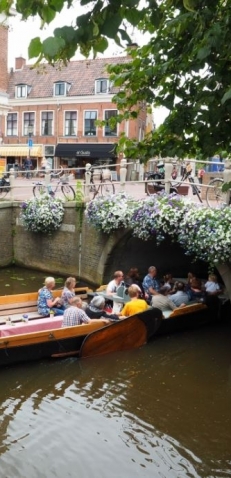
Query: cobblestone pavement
[[4, 176, 204, 204]]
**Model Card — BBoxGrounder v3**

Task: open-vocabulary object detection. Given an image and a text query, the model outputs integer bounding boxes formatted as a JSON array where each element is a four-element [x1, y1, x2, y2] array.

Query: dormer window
[[95, 78, 110, 94], [54, 81, 71, 96], [16, 84, 31, 98]]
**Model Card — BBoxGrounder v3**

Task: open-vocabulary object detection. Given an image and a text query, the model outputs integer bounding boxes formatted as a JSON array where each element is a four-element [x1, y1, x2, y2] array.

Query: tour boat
[[0, 289, 226, 367]]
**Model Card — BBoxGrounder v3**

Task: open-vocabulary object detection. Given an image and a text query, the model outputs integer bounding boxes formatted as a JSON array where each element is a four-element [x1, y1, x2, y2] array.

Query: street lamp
[[28, 124, 33, 160], [26, 124, 33, 179]]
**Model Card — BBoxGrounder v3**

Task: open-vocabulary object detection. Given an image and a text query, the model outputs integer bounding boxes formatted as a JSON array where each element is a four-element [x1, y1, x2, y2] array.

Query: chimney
[[126, 42, 138, 59], [15, 56, 26, 70]]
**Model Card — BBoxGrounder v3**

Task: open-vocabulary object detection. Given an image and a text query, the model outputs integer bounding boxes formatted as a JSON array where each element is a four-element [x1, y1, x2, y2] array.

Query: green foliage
[[222, 181, 231, 192], [75, 181, 85, 229], [3, 0, 231, 157]]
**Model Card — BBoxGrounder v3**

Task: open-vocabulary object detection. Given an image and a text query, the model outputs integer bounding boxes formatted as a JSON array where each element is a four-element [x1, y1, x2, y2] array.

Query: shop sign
[[76, 150, 91, 156]]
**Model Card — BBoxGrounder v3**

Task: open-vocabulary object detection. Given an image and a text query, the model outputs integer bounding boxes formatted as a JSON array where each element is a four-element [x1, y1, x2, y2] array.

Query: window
[[84, 111, 97, 136], [65, 111, 77, 136], [23, 112, 35, 136], [16, 85, 27, 98], [95, 78, 109, 94], [104, 110, 118, 136], [41, 112, 53, 136], [7, 113, 17, 136], [54, 82, 71, 96]]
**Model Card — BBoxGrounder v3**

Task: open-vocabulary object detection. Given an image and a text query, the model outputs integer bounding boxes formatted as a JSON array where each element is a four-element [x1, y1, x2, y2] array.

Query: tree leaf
[[101, 13, 122, 38], [94, 37, 108, 53], [42, 37, 65, 57], [221, 89, 231, 105], [28, 37, 42, 59]]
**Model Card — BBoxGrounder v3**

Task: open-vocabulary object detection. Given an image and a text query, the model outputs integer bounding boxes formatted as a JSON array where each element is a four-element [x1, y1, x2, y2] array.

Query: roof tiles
[[7, 56, 129, 99]]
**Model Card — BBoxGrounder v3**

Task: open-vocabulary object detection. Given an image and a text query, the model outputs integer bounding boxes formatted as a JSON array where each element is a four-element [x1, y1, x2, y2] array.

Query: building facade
[[0, 24, 149, 177]]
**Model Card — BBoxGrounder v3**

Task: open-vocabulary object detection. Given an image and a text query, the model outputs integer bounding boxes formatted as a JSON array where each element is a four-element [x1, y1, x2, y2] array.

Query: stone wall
[[0, 202, 211, 287], [0, 202, 14, 266]]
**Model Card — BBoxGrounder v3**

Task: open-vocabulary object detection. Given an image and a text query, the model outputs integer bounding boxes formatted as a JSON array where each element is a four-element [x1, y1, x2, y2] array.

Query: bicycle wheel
[[61, 184, 75, 200], [188, 177, 202, 202], [206, 178, 226, 207], [100, 180, 115, 196], [85, 182, 98, 200], [33, 184, 47, 198], [0, 186, 10, 199]]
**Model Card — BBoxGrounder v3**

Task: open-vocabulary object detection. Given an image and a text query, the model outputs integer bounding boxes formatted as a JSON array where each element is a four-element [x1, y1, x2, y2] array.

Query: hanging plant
[[85, 192, 138, 233], [20, 195, 65, 234], [85, 191, 231, 268], [130, 191, 196, 243]]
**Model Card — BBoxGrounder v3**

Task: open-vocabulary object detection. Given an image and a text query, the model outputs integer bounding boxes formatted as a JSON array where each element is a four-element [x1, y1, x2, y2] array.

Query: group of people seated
[[37, 267, 223, 326], [37, 276, 109, 327], [104, 266, 223, 317]]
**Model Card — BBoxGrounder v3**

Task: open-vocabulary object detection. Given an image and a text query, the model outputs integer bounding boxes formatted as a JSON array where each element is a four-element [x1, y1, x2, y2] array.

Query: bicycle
[[173, 166, 203, 202], [86, 166, 115, 200], [33, 176, 75, 200], [206, 177, 231, 207], [146, 168, 178, 195], [0, 173, 11, 199], [146, 164, 202, 202]]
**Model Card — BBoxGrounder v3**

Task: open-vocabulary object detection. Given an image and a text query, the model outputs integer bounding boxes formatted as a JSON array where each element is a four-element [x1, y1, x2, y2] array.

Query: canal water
[[0, 267, 230, 477], [0, 266, 88, 296], [0, 321, 230, 477]]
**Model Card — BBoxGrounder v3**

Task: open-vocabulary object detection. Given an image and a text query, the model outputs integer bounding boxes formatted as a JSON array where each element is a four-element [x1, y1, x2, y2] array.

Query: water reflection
[[0, 321, 230, 478], [0, 266, 89, 295]]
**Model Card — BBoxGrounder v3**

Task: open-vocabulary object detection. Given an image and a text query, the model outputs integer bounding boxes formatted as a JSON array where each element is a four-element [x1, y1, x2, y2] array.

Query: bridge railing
[[3, 156, 231, 204]]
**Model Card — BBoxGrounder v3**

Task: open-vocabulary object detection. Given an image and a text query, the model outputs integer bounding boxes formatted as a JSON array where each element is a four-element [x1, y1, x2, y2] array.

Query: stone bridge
[[1, 202, 230, 301]]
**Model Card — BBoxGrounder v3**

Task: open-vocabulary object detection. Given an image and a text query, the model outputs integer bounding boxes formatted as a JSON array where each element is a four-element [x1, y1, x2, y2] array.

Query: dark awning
[[55, 143, 117, 158]]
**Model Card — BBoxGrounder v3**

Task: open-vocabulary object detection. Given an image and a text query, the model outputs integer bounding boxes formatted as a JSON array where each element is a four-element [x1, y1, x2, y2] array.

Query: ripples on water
[[0, 321, 231, 478]]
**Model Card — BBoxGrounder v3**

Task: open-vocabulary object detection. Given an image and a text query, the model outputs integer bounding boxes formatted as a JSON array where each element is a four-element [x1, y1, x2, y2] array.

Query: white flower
[[85, 191, 231, 268], [20, 195, 65, 234]]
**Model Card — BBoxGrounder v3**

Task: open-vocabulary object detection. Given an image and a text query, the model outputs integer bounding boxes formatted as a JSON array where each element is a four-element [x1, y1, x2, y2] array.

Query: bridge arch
[[100, 231, 210, 283]]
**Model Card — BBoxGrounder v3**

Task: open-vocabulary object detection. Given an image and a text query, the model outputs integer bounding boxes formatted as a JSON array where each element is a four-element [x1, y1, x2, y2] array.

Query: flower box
[[177, 185, 189, 196]]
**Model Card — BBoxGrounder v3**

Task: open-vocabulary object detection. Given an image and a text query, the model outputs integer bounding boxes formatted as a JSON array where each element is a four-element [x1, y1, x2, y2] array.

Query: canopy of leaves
[[2, 0, 231, 158]]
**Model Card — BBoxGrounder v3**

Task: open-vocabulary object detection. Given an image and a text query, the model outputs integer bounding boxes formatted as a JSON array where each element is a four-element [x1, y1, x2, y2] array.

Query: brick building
[[0, 21, 149, 176], [0, 14, 11, 150]]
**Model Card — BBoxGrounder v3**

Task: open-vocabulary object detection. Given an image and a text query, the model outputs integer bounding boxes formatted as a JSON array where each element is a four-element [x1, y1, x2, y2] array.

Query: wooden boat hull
[[0, 308, 163, 366], [80, 308, 162, 358], [155, 296, 222, 336], [0, 322, 105, 366]]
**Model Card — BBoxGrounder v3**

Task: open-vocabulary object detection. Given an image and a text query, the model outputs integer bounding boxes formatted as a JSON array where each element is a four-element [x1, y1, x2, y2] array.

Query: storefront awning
[[0, 145, 43, 157], [55, 143, 117, 159]]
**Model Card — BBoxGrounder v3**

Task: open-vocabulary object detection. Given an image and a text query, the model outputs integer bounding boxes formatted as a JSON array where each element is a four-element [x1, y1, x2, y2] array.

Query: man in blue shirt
[[142, 266, 160, 303], [24, 157, 32, 179]]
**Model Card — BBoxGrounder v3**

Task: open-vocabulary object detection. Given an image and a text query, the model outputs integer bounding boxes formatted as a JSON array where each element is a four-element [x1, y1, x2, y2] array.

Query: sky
[[8, 7, 168, 127]]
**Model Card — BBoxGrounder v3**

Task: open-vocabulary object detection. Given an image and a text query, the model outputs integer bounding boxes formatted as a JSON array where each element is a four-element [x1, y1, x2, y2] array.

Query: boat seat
[[96, 285, 107, 292], [0, 301, 38, 317], [116, 285, 130, 303], [162, 310, 172, 319]]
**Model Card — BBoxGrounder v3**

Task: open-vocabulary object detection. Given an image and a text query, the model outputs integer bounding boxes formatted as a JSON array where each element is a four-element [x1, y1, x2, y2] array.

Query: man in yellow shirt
[[120, 285, 148, 318]]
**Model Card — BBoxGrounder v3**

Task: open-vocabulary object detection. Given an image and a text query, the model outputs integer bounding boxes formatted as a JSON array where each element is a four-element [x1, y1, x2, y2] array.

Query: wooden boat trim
[[168, 303, 207, 318], [0, 320, 106, 350]]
